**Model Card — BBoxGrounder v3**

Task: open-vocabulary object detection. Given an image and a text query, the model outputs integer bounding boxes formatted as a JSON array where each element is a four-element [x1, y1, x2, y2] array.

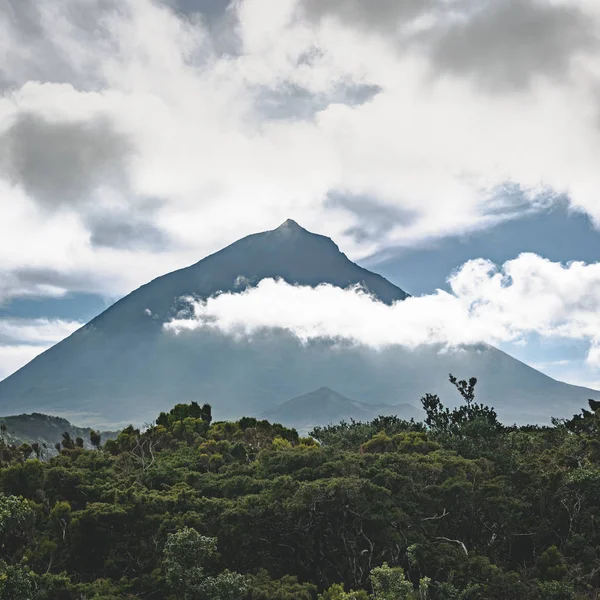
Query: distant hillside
[[263, 387, 423, 433], [0, 412, 119, 454]]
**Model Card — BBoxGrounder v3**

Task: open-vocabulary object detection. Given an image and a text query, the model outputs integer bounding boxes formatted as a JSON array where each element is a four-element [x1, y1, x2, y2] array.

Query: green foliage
[[157, 401, 213, 428], [319, 583, 370, 599], [422, 375, 502, 439], [537, 546, 568, 582], [90, 429, 102, 449], [0, 560, 35, 600], [370, 563, 416, 600], [0, 493, 34, 560], [2, 388, 600, 599], [311, 415, 424, 450], [361, 431, 439, 455], [163, 527, 247, 600], [536, 581, 578, 600], [248, 570, 317, 599]]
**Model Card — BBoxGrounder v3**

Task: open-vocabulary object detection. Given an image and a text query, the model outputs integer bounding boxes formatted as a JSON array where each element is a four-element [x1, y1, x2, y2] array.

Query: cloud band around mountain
[[165, 253, 600, 369]]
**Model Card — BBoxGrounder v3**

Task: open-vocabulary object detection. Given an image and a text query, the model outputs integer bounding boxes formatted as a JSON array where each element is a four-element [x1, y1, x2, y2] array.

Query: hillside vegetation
[[1, 376, 600, 599], [0, 413, 118, 458]]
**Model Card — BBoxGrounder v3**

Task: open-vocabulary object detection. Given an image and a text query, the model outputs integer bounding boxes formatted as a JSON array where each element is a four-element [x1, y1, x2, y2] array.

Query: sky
[[1, 0, 600, 388]]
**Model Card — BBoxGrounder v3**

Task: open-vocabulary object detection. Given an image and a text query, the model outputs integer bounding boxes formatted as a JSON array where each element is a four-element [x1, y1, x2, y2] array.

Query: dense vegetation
[[1, 376, 600, 599]]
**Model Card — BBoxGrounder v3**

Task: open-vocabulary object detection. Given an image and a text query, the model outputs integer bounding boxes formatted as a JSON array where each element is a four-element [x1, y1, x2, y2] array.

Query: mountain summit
[[92, 219, 408, 335], [0, 222, 596, 426]]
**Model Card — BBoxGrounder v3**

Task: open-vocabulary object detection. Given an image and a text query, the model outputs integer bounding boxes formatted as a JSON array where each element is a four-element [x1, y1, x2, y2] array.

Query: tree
[[61, 432, 75, 450], [318, 583, 369, 599], [0, 560, 34, 600], [90, 430, 102, 450], [163, 527, 247, 600], [421, 375, 501, 439], [31, 443, 41, 460], [18, 444, 33, 460], [370, 563, 414, 600], [157, 402, 213, 429], [0, 493, 34, 558]]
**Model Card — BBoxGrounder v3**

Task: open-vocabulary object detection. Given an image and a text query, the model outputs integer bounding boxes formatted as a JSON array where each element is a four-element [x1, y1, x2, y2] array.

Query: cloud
[[0, 0, 600, 304], [0, 317, 82, 380], [0, 112, 132, 208], [325, 192, 418, 243], [0, 317, 81, 345], [84, 201, 171, 250], [427, 0, 597, 90], [299, 0, 597, 90], [166, 253, 600, 369], [299, 0, 432, 33], [0, 270, 67, 305], [0, 0, 120, 90], [0, 345, 48, 380]]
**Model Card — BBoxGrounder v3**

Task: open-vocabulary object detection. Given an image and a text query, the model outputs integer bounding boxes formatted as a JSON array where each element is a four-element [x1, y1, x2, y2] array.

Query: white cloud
[[0, 317, 82, 380], [166, 253, 600, 370], [0, 345, 49, 380], [0, 0, 600, 301], [0, 317, 82, 345]]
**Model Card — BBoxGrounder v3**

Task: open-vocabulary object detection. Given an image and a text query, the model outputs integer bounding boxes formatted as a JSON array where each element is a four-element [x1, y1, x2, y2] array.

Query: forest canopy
[[1, 376, 600, 599]]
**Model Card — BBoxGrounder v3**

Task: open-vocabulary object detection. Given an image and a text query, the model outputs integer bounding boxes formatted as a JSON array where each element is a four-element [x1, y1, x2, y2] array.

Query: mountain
[[263, 387, 423, 433], [0, 412, 118, 454], [0, 219, 597, 427]]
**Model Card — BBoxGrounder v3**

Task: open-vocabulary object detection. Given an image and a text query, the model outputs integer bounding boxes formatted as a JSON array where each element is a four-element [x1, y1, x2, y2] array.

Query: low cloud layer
[[166, 254, 600, 369]]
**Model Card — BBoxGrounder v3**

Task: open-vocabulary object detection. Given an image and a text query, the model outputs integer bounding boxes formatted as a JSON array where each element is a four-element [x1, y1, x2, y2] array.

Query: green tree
[[90, 429, 102, 450], [318, 583, 369, 599], [163, 527, 247, 600], [370, 563, 414, 600], [0, 560, 35, 600], [0, 493, 34, 560]]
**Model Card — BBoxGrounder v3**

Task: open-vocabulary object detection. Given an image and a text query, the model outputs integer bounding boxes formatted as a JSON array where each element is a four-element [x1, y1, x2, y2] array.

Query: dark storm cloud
[[298, 0, 597, 90], [325, 192, 418, 243], [168, 0, 233, 23], [0, 113, 132, 208], [300, 0, 432, 33], [86, 210, 171, 251], [0, 109, 170, 251], [428, 0, 597, 90]]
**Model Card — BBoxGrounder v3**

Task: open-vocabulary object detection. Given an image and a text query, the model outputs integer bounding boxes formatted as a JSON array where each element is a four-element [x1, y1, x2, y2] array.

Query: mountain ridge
[[263, 386, 423, 434], [0, 412, 119, 454]]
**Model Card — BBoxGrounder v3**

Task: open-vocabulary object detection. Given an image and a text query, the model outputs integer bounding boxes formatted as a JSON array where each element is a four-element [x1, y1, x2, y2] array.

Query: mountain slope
[[263, 387, 423, 433], [0, 219, 597, 426]]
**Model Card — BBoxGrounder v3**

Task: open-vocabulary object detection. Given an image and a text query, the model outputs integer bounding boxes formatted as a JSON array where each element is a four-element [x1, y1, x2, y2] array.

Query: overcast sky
[[1, 0, 600, 389]]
